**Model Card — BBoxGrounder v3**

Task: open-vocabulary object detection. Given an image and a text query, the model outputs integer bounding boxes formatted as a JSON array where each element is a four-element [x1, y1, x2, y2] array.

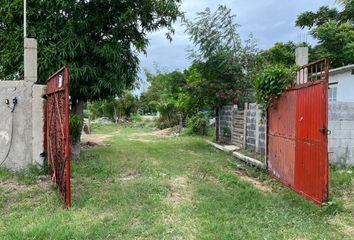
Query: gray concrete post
[[24, 38, 37, 83], [295, 47, 309, 84]]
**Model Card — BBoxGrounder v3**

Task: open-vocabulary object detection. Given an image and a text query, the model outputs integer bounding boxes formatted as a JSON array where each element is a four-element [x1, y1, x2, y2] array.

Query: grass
[[0, 124, 353, 239]]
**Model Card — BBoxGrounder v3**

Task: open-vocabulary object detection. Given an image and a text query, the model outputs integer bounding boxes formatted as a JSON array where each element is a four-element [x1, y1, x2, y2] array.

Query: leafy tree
[[0, 0, 182, 116], [184, 5, 259, 141], [262, 42, 299, 67], [141, 69, 186, 128], [87, 92, 137, 121], [296, 1, 354, 68], [184, 5, 258, 109]]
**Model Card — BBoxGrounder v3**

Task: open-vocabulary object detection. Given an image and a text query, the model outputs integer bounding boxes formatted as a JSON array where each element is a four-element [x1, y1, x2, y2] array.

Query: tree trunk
[[215, 107, 220, 142], [71, 98, 84, 119], [70, 98, 84, 160], [113, 106, 118, 123], [178, 111, 183, 128]]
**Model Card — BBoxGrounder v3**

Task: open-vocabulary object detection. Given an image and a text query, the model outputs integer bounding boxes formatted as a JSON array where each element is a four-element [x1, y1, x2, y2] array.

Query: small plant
[[69, 114, 83, 143], [221, 127, 231, 144], [187, 112, 209, 135], [130, 114, 143, 122], [255, 64, 296, 111]]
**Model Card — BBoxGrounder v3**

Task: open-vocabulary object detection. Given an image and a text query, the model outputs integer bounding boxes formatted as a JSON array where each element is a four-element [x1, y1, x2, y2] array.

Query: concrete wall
[[329, 70, 354, 102], [245, 103, 266, 155], [0, 38, 46, 171], [328, 102, 354, 165], [0, 81, 46, 170]]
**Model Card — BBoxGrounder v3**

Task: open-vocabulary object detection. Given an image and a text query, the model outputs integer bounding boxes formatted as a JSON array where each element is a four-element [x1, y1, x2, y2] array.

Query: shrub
[[70, 114, 83, 143], [220, 127, 232, 144], [188, 112, 209, 135], [255, 64, 296, 110], [130, 114, 143, 122]]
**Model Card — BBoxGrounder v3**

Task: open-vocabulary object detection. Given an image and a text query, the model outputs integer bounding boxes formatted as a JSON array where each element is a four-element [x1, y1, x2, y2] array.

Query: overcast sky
[[136, 0, 337, 93]]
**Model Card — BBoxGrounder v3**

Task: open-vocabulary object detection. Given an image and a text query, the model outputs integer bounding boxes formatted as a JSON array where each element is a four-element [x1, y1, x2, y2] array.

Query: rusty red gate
[[46, 66, 71, 208], [267, 59, 329, 204]]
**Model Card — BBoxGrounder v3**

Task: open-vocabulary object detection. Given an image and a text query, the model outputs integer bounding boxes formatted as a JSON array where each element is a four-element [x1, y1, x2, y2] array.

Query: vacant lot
[[0, 125, 353, 239]]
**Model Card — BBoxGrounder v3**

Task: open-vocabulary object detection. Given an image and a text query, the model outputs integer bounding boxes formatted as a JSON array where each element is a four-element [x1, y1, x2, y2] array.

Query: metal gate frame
[[267, 58, 329, 204], [46, 66, 71, 208]]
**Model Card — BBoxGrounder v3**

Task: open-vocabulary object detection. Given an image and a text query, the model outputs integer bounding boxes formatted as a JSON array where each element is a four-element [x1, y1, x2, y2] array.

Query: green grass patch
[[0, 124, 353, 239]]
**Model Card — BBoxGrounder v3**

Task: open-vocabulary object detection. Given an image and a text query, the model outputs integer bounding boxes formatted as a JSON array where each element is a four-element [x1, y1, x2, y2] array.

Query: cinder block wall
[[245, 103, 266, 155], [218, 105, 234, 143], [328, 102, 354, 165]]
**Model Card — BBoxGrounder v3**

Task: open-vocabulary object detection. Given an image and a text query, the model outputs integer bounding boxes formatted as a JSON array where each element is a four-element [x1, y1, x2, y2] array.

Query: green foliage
[[187, 112, 209, 135], [155, 99, 179, 129], [296, 1, 354, 68], [130, 114, 143, 123], [311, 21, 354, 68], [139, 69, 187, 128], [262, 42, 301, 67], [87, 92, 138, 120], [184, 5, 258, 109], [255, 65, 295, 110], [0, 0, 182, 101], [220, 127, 232, 144], [69, 114, 83, 143], [0, 125, 353, 239]]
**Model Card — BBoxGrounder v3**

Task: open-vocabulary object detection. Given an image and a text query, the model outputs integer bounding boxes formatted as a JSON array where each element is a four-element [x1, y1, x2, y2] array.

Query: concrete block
[[24, 38, 37, 83], [295, 47, 308, 66], [340, 121, 354, 130]]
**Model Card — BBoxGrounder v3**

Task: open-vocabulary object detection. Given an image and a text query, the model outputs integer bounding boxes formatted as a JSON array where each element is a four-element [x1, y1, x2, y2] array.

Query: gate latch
[[320, 127, 331, 135]]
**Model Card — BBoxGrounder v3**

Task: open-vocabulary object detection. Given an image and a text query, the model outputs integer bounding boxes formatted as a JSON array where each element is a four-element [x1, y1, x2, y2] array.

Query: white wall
[[329, 70, 354, 102]]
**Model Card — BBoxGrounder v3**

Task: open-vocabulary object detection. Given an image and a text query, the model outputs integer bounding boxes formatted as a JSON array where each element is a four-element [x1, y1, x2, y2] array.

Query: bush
[[255, 64, 296, 110], [70, 114, 83, 143], [130, 114, 143, 122], [187, 112, 209, 135]]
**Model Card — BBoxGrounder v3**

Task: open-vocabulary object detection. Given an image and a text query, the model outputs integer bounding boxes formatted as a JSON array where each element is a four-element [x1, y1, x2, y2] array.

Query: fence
[[218, 104, 265, 153], [218, 101, 354, 166]]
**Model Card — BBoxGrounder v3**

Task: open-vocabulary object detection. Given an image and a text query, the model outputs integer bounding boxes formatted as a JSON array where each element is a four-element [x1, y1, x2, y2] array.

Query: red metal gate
[[46, 66, 71, 208], [267, 59, 329, 204]]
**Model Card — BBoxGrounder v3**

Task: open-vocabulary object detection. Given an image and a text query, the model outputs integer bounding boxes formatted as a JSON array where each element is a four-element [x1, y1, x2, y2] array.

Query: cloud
[[135, 0, 337, 94]]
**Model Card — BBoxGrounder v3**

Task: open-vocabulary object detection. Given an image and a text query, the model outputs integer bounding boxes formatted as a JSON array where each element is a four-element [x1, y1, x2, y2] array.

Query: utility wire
[[0, 100, 17, 167]]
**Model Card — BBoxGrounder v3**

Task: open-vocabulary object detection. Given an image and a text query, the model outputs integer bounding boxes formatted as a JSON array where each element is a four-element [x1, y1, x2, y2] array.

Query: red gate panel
[[267, 59, 329, 204], [46, 66, 71, 208]]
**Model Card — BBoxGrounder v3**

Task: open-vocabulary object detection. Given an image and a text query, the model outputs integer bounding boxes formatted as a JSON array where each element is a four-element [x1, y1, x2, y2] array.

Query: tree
[[296, 1, 354, 68], [184, 5, 258, 109], [141, 69, 186, 128], [262, 42, 298, 67], [0, 0, 182, 116], [184, 5, 258, 141]]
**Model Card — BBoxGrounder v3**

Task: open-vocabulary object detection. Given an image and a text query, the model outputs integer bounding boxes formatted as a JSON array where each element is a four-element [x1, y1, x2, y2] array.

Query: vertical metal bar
[[324, 57, 329, 201], [24, 0, 27, 38], [65, 65, 71, 208]]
